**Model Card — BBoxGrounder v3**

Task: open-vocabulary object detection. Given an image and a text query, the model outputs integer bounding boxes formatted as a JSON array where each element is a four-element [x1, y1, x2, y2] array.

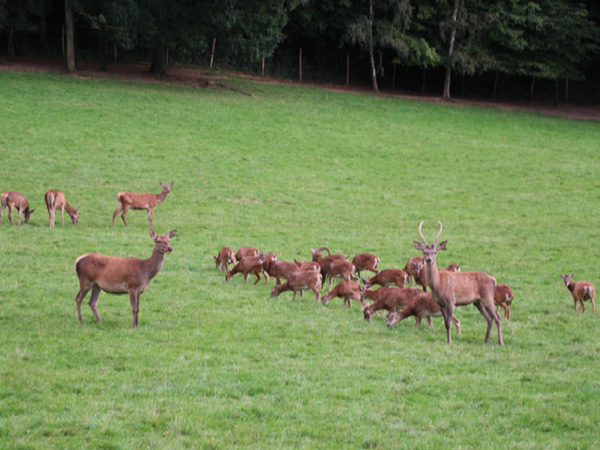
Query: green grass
[[1, 69, 599, 449]]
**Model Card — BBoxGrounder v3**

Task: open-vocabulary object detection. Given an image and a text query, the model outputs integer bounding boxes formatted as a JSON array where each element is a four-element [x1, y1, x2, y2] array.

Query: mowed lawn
[[0, 69, 599, 449]]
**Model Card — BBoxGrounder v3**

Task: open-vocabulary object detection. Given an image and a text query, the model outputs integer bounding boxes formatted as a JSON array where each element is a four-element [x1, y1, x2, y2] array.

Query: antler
[[418, 221, 429, 245], [433, 220, 443, 245], [315, 246, 331, 256]]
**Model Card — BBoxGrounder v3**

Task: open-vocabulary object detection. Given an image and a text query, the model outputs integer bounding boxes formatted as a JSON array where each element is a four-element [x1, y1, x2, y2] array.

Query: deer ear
[[169, 182, 174, 187], [437, 241, 448, 251], [30, 209, 36, 214], [159, 181, 164, 187], [168, 229, 177, 239], [414, 241, 425, 251], [150, 229, 157, 240]]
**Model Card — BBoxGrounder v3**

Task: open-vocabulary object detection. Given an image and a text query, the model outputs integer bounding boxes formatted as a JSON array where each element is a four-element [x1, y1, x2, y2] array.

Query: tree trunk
[[346, 52, 350, 86], [299, 47, 302, 81], [529, 76, 535, 101], [422, 68, 426, 94], [368, 0, 379, 94], [553, 78, 558, 107], [565, 77, 569, 103], [392, 63, 396, 90], [210, 37, 216, 68], [64, 0, 76, 72], [442, 0, 459, 99], [262, 57, 265, 76], [149, 42, 167, 75], [7, 28, 14, 57]]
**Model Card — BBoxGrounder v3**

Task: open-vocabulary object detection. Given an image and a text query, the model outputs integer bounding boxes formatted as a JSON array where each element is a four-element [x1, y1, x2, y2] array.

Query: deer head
[[414, 221, 447, 266], [25, 208, 35, 223], [71, 207, 80, 225], [150, 228, 176, 254], [560, 274, 574, 286]]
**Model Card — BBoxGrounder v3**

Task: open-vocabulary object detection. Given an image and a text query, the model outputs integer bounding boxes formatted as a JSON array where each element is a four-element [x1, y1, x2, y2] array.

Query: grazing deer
[[494, 284, 514, 319], [213, 247, 236, 271], [112, 181, 173, 228], [560, 275, 596, 315], [322, 281, 363, 308], [236, 246, 260, 261], [271, 270, 322, 303], [44, 189, 79, 227], [386, 292, 461, 334], [363, 269, 409, 289], [225, 254, 268, 285], [414, 221, 503, 345], [74, 229, 177, 328], [1, 191, 35, 226], [310, 246, 348, 288]]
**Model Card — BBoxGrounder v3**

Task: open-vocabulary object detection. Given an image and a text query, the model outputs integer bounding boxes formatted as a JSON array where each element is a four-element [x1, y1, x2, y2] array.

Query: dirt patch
[[2, 57, 599, 122]]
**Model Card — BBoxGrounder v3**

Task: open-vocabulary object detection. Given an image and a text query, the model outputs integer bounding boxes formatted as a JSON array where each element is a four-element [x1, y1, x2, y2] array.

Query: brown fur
[[360, 286, 420, 322], [235, 246, 260, 261], [351, 253, 380, 278], [364, 269, 409, 289], [226, 255, 268, 285], [1, 191, 35, 226], [44, 189, 79, 227], [386, 292, 461, 334], [75, 229, 176, 328], [213, 247, 236, 271], [494, 283, 514, 319], [112, 181, 173, 228], [271, 270, 322, 302], [322, 281, 362, 307], [560, 275, 596, 315]]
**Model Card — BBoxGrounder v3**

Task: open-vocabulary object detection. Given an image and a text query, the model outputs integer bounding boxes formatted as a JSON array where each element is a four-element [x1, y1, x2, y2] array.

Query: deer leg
[[0, 203, 5, 226], [580, 299, 585, 314], [129, 290, 140, 329], [61, 207, 65, 226], [487, 303, 503, 346], [311, 287, 320, 303], [263, 271, 269, 286], [88, 286, 102, 322], [443, 304, 454, 345], [112, 203, 122, 225], [253, 270, 261, 285], [120, 206, 130, 226], [426, 316, 433, 329], [17, 208, 23, 226], [474, 300, 493, 343], [292, 289, 298, 301], [147, 208, 153, 229], [591, 296, 596, 315], [7, 205, 15, 225], [75, 283, 93, 323], [574, 299, 578, 311]]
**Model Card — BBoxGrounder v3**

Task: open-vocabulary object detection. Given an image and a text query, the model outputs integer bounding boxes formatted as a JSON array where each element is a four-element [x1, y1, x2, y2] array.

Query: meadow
[[0, 69, 599, 449]]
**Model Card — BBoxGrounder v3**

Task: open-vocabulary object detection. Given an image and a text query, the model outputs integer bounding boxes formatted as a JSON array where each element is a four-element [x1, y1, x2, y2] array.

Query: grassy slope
[[0, 70, 599, 449]]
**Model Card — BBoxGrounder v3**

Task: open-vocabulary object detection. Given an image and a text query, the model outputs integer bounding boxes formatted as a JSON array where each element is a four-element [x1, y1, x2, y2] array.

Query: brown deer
[[414, 221, 503, 345], [403, 255, 424, 285], [74, 229, 177, 328], [494, 284, 514, 319], [1, 191, 35, 226], [322, 281, 363, 308], [363, 269, 409, 289], [225, 254, 268, 285], [360, 286, 419, 322], [294, 260, 321, 272], [112, 181, 173, 228], [560, 275, 596, 315], [386, 292, 461, 334], [351, 253, 380, 278], [415, 263, 460, 292], [213, 247, 236, 271], [310, 246, 348, 288], [236, 246, 260, 261], [271, 270, 322, 302], [44, 189, 79, 227], [323, 259, 358, 291]]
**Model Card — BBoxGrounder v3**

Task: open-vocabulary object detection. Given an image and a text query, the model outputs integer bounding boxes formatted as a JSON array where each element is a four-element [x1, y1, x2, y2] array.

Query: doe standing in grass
[[560, 274, 596, 315], [44, 189, 79, 227], [112, 181, 173, 228], [0, 191, 35, 226], [75, 229, 177, 328]]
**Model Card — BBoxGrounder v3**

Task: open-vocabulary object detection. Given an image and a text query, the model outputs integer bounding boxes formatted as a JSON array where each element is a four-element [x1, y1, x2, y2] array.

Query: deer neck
[[424, 260, 441, 291], [141, 248, 166, 280], [156, 189, 169, 204], [567, 282, 575, 293], [65, 202, 77, 218]]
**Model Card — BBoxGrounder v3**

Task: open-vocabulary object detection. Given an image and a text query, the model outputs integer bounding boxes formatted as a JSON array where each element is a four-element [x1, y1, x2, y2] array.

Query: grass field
[[1, 69, 599, 449]]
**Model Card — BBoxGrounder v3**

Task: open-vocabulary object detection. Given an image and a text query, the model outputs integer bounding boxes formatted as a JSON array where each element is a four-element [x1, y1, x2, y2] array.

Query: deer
[[322, 259, 358, 291], [386, 292, 461, 334], [494, 284, 514, 319], [1, 191, 35, 226], [74, 229, 176, 328], [414, 221, 503, 345], [363, 269, 409, 289], [112, 181, 173, 228], [213, 247, 236, 271], [360, 286, 420, 322], [236, 246, 260, 261], [294, 260, 321, 272], [44, 189, 79, 227], [225, 254, 268, 285], [310, 246, 348, 289], [322, 281, 363, 308], [415, 263, 461, 292], [265, 259, 301, 286], [560, 275, 596, 315], [351, 253, 380, 278], [271, 270, 322, 303], [403, 256, 424, 286]]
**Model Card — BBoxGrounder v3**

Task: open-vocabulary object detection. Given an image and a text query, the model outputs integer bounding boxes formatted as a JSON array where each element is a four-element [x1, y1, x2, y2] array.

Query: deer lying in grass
[[494, 283, 514, 319], [74, 229, 176, 328], [363, 269, 409, 289], [1, 191, 35, 226], [112, 181, 173, 228], [322, 281, 363, 307], [415, 221, 503, 345], [226, 254, 268, 285], [386, 292, 461, 334], [360, 286, 420, 322], [351, 253, 380, 278], [271, 270, 322, 302], [560, 275, 596, 315], [213, 247, 236, 271], [44, 189, 79, 227]]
